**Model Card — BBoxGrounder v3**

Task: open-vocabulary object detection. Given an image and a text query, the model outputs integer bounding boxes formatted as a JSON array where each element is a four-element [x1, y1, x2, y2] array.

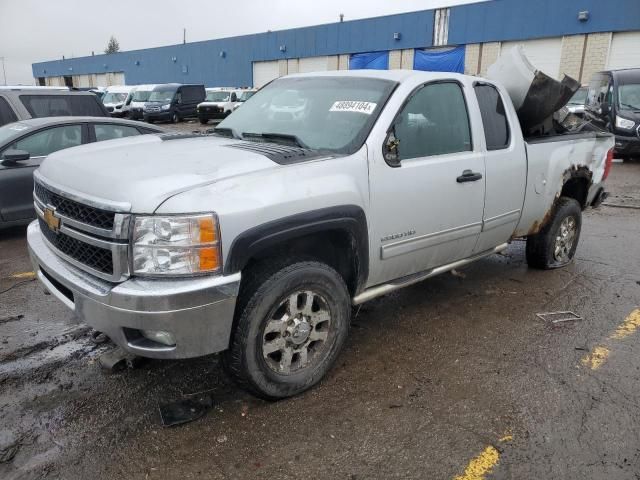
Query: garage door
[[298, 56, 329, 73], [607, 32, 640, 70], [253, 61, 280, 88], [502, 37, 563, 79]]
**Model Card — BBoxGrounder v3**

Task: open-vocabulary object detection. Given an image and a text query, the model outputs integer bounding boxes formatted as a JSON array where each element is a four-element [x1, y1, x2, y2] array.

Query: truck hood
[[37, 134, 279, 213]]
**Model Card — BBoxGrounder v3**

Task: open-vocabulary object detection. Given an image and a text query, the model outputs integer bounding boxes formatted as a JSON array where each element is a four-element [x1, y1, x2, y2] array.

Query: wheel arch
[[224, 205, 369, 296]]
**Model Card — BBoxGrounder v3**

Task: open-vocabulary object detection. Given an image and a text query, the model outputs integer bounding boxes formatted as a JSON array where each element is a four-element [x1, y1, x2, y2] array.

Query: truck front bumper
[[27, 221, 240, 359]]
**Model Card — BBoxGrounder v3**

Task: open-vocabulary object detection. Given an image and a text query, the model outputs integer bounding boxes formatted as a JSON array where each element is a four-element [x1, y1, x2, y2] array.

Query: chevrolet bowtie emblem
[[43, 207, 60, 233]]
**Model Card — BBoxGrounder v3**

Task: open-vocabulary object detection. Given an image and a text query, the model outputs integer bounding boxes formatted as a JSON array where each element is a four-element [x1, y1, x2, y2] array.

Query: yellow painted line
[[10, 272, 36, 279], [453, 445, 500, 480], [498, 434, 513, 442], [581, 309, 640, 370], [581, 346, 610, 370], [611, 309, 640, 340]]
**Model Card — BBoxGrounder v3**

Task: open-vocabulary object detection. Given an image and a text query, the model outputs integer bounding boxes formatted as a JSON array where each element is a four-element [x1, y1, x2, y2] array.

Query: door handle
[[457, 169, 483, 183]]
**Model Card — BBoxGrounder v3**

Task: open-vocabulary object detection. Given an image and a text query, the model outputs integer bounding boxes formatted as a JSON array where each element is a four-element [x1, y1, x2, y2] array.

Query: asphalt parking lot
[[1, 152, 639, 480]]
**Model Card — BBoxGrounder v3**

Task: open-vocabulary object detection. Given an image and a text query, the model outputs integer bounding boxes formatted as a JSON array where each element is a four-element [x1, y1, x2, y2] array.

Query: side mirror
[[600, 102, 610, 115], [230, 93, 237, 102], [383, 131, 401, 168], [2, 149, 31, 164]]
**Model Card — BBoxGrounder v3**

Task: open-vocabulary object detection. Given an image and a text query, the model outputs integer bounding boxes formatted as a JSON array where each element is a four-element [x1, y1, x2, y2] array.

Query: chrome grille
[[145, 105, 161, 112], [33, 176, 131, 282], [38, 218, 113, 275], [34, 183, 115, 230]]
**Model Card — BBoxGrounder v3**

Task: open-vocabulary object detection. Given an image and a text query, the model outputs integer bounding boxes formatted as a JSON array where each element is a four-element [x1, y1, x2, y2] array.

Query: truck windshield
[[238, 91, 255, 101], [218, 76, 396, 154], [102, 92, 127, 104], [132, 90, 153, 102], [618, 84, 640, 111], [206, 91, 230, 102], [148, 91, 175, 102], [568, 87, 587, 105]]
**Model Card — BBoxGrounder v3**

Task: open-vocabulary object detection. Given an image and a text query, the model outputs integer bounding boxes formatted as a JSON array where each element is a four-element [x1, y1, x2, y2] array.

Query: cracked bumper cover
[[27, 221, 240, 359]]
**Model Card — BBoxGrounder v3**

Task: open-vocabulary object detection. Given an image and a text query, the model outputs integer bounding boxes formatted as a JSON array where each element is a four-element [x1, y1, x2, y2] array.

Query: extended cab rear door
[[472, 82, 527, 252], [367, 79, 486, 285]]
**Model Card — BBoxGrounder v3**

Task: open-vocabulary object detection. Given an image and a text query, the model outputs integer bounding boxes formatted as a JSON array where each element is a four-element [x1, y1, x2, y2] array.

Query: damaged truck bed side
[[27, 67, 614, 400]]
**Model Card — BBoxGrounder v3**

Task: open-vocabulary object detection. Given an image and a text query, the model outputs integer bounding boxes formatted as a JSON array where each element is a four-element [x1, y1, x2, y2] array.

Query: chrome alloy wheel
[[262, 290, 332, 375], [553, 216, 577, 262]]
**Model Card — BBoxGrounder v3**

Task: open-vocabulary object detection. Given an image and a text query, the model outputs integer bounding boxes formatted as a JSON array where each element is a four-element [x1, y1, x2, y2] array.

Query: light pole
[[0, 57, 6, 86]]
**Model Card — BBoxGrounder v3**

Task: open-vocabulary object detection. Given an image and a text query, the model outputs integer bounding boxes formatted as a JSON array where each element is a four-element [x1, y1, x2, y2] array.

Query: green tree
[[104, 36, 120, 54]]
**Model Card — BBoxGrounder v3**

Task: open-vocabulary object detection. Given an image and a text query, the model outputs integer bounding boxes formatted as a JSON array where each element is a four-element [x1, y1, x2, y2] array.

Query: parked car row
[[96, 83, 257, 124], [0, 87, 166, 229]]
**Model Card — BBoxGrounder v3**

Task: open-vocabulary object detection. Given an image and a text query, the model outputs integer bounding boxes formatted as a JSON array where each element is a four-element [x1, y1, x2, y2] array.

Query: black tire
[[223, 260, 350, 400], [199, 118, 208, 125], [526, 197, 582, 269], [171, 113, 179, 124]]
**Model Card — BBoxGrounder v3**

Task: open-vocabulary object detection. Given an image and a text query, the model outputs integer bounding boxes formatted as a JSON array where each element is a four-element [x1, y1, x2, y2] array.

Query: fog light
[[141, 329, 176, 346]]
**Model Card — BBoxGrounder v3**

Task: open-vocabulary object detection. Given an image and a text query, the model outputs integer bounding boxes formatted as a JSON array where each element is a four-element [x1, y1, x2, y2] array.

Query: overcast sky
[[0, 0, 485, 85]]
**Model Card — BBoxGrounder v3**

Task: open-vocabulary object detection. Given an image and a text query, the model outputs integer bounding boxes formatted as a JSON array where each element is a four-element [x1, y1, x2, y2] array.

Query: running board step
[[351, 243, 509, 305]]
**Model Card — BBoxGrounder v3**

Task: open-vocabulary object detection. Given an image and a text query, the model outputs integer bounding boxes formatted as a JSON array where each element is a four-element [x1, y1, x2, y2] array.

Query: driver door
[[367, 81, 486, 285]]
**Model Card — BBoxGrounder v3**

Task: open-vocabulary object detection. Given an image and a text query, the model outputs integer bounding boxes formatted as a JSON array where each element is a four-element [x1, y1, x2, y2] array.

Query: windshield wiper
[[212, 127, 242, 139], [242, 132, 308, 148], [620, 102, 640, 111]]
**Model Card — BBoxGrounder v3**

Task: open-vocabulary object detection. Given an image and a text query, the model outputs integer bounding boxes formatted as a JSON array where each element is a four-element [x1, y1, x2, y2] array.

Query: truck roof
[[284, 69, 471, 84]]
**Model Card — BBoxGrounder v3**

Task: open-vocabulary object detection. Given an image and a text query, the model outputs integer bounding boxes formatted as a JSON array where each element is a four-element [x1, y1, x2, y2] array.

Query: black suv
[[0, 88, 109, 127], [584, 69, 640, 159]]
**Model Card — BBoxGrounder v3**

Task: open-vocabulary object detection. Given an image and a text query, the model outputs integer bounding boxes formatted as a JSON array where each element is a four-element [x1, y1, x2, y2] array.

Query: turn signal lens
[[199, 247, 220, 271], [199, 217, 217, 243]]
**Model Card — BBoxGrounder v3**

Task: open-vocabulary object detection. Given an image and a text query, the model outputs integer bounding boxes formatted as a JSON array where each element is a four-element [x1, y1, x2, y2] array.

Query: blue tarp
[[349, 51, 389, 70], [413, 46, 465, 73]]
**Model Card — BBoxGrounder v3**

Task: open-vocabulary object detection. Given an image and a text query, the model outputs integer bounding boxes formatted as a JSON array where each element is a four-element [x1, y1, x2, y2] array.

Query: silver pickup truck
[[27, 71, 614, 399]]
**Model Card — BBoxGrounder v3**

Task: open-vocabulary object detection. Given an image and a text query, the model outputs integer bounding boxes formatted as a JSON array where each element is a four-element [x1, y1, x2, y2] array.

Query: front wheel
[[171, 113, 179, 124], [526, 197, 582, 269], [223, 261, 350, 400]]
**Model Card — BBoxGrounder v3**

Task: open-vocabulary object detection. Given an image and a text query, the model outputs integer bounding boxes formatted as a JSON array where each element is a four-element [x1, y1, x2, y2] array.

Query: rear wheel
[[223, 260, 350, 400], [199, 117, 208, 125], [526, 197, 582, 269]]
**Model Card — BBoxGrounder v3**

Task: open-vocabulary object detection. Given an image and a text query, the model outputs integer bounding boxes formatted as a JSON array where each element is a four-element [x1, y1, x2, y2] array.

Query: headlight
[[161, 104, 171, 111], [132, 214, 221, 276], [615, 115, 635, 130]]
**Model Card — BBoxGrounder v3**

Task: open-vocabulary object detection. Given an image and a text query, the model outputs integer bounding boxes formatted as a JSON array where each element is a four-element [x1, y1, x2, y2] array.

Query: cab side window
[[392, 82, 471, 161], [94, 124, 140, 142], [4, 125, 82, 158], [474, 84, 510, 150]]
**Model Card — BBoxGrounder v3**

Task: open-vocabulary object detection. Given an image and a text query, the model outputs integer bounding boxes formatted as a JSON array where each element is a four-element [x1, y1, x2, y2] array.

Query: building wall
[[559, 34, 586, 80], [32, 0, 640, 87], [464, 43, 480, 75]]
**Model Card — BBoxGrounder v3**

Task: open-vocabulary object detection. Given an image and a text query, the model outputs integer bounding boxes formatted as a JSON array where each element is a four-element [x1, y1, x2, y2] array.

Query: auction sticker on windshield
[[329, 101, 377, 114]]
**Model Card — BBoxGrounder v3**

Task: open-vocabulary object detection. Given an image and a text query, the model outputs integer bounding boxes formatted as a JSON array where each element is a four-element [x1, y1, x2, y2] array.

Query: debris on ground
[[536, 311, 583, 324], [158, 394, 214, 427], [98, 347, 147, 372], [451, 269, 467, 279], [89, 330, 109, 345]]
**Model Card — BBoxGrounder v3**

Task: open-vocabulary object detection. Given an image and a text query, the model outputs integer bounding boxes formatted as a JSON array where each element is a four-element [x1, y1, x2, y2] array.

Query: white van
[[127, 84, 158, 120], [101, 85, 135, 117]]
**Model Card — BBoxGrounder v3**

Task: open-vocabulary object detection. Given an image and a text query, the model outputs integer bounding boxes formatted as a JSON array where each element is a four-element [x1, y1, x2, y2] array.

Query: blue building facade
[[32, 0, 640, 87]]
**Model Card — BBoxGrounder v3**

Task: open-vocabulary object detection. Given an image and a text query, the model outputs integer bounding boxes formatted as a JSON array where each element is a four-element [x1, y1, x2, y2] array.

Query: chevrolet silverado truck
[[27, 71, 614, 399]]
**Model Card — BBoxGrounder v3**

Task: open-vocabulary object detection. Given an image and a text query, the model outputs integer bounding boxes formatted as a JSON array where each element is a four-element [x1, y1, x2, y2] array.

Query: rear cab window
[[20, 95, 106, 118], [474, 83, 510, 150]]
